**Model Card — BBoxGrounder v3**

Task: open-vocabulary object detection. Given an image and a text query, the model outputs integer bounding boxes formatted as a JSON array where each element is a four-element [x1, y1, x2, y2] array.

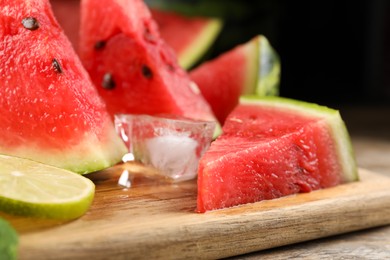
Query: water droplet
[[118, 170, 132, 188], [122, 153, 135, 162], [188, 81, 200, 95]]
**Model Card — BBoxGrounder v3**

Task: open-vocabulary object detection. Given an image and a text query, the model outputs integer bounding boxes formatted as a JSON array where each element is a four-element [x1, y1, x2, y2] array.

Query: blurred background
[[148, 0, 390, 107]]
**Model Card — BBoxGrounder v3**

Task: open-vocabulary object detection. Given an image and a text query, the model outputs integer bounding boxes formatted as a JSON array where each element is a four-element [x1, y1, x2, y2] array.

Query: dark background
[[263, 0, 390, 107], [149, 0, 390, 107]]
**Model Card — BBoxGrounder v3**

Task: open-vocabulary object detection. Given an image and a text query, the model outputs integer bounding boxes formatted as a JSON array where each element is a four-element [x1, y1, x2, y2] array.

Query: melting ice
[[115, 114, 215, 182]]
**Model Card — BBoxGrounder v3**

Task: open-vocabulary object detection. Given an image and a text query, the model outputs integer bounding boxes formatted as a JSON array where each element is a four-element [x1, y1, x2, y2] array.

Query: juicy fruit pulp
[[0, 154, 95, 220], [79, 0, 218, 125], [197, 96, 358, 212], [151, 8, 223, 69], [0, 0, 127, 173], [50, 0, 222, 69], [190, 35, 280, 124]]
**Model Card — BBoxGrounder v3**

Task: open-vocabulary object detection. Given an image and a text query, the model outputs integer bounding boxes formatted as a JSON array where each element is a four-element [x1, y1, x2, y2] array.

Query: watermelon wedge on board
[[150, 8, 223, 69], [79, 0, 218, 128], [0, 0, 127, 174], [197, 96, 358, 212], [190, 35, 281, 124]]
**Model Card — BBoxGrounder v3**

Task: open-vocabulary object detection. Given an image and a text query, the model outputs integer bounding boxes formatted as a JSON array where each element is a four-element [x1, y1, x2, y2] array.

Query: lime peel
[[0, 155, 95, 220], [0, 217, 18, 260]]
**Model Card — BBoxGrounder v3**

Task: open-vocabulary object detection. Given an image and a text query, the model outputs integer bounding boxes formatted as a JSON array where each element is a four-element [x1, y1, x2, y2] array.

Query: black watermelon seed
[[52, 58, 63, 73], [141, 65, 153, 79], [94, 40, 106, 50], [22, 17, 39, 30], [102, 73, 116, 89]]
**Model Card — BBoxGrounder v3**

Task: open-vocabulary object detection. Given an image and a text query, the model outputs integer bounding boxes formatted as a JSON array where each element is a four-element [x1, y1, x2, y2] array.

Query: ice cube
[[144, 134, 198, 181], [115, 114, 216, 182]]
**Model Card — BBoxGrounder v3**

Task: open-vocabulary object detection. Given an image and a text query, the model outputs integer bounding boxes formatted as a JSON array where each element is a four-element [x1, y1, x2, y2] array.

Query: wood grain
[[4, 168, 390, 260], [232, 226, 390, 259]]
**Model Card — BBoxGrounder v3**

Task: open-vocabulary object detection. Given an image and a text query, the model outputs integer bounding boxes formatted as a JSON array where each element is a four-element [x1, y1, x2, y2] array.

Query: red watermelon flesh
[[190, 38, 254, 124], [150, 9, 222, 69], [190, 35, 280, 124], [0, 0, 127, 174], [50, 0, 80, 51], [197, 97, 358, 212], [79, 0, 217, 125], [50, 0, 221, 69]]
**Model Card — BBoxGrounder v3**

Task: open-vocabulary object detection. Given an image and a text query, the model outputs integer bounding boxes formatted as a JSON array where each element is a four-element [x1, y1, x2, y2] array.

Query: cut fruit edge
[[241, 35, 281, 97], [0, 154, 95, 220], [240, 96, 359, 183], [178, 18, 223, 69], [78, 0, 221, 139], [1, 120, 127, 175]]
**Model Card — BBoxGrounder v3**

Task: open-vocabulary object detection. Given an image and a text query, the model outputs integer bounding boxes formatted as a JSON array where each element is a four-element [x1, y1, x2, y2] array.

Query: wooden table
[[233, 105, 390, 259]]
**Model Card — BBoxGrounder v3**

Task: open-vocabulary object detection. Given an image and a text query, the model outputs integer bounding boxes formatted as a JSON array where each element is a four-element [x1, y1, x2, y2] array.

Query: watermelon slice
[[150, 8, 223, 69], [50, 0, 222, 69], [197, 96, 358, 212], [190, 35, 281, 124], [0, 0, 127, 174], [79, 0, 218, 127]]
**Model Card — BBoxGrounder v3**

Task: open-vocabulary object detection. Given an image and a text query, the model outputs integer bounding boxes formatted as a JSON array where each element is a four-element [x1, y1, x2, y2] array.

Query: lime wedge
[[0, 217, 18, 260], [0, 154, 95, 220]]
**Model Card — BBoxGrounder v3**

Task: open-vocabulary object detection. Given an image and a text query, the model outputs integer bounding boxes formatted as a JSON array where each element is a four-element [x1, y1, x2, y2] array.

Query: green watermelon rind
[[240, 96, 359, 183], [256, 36, 281, 96], [241, 35, 280, 97], [179, 18, 223, 69], [240, 36, 260, 95], [4, 123, 127, 175]]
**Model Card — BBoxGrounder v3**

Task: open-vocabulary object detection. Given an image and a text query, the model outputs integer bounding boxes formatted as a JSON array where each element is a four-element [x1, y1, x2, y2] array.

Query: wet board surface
[[3, 167, 390, 260]]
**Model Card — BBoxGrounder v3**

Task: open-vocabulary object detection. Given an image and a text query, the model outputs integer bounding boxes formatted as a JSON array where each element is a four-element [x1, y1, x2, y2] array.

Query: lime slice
[[0, 154, 95, 220], [0, 217, 18, 260]]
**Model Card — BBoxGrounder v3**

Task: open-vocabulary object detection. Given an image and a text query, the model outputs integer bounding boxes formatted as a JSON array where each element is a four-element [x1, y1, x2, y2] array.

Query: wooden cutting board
[[3, 167, 390, 259]]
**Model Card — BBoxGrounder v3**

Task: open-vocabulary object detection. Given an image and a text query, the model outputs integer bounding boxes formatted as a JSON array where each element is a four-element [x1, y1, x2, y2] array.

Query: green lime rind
[[0, 217, 18, 260], [0, 154, 95, 220], [0, 189, 94, 220], [240, 96, 359, 183]]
